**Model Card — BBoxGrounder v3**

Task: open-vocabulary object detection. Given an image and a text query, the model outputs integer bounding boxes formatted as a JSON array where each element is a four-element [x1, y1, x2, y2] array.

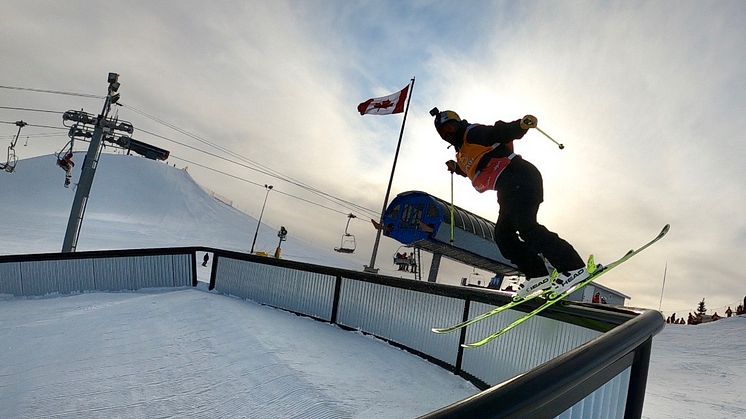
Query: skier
[[430, 107, 591, 298], [202, 253, 210, 267], [56, 152, 75, 187]]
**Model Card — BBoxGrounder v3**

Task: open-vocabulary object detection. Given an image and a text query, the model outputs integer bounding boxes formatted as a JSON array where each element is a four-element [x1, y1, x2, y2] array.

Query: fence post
[[330, 274, 342, 324], [454, 298, 470, 373], [209, 254, 219, 290], [191, 252, 198, 287], [625, 336, 654, 418]]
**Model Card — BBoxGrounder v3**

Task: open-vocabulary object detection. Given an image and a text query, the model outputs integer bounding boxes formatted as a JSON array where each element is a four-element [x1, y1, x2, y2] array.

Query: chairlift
[[56, 137, 75, 162], [334, 213, 357, 254], [393, 245, 409, 265], [1, 120, 27, 173], [55, 137, 76, 188], [392, 245, 414, 272], [2, 145, 17, 173]]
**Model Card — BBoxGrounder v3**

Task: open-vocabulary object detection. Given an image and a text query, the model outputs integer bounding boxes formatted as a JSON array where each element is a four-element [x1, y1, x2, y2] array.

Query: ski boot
[[513, 270, 558, 301], [548, 255, 602, 299]]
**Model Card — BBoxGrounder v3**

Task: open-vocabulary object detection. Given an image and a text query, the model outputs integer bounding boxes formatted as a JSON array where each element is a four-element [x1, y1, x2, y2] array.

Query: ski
[[462, 224, 670, 348], [431, 271, 558, 334], [432, 290, 546, 334]]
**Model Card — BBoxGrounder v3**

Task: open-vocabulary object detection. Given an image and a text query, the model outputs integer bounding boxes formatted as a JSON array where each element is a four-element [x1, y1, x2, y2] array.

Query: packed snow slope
[[0, 153, 356, 269], [0, 287, 478, 418], [642, 316, 746, 419], [2, 287, 744, 418]]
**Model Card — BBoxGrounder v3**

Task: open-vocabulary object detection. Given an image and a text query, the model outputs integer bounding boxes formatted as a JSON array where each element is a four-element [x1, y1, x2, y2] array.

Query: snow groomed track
[[0, 287, 477, 418]]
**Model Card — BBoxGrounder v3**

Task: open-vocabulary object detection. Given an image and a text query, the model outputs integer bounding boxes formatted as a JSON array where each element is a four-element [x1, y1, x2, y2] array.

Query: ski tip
[[662, 224, 671, 234], [431, 328, 445, 334]]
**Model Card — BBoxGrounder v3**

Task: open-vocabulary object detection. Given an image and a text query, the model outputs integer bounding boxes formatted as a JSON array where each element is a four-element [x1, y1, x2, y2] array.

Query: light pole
[[250, 184, 273, 254]]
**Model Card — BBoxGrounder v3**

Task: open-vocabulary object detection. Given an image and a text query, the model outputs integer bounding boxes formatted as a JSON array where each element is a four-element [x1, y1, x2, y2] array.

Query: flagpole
[[658, 261, 668, 311], [364, 76, 415, 274]]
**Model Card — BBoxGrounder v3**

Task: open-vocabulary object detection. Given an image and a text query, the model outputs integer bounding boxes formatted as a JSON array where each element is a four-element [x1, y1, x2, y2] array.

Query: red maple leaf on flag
[[357, 84, 410, 115], [372, 100, 394, 110]]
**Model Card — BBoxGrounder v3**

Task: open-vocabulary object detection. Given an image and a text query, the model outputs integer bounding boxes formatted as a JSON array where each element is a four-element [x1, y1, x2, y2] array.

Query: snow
[[642, 317, 746, 419], [2, 153, 744, 418], [0, 288, 478, 418]]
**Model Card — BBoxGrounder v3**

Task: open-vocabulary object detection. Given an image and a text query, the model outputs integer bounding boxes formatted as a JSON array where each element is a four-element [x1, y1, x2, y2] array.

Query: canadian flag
[[357, 84, 410, 116]]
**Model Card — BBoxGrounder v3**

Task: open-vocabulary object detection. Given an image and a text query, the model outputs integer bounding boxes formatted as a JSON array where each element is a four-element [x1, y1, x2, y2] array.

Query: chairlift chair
[[393, 245, 415, 272], [2, 146, 17, 173], [393, 245, 410, 265], [334, 213, 357, 254], [56, 138, 74, 163], [55, 137, 76, 188], [1, 120, 26, 173]]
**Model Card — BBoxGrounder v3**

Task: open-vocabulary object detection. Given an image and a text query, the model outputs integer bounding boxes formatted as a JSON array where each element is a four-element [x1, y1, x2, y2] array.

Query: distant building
[[565, 282, 629, 306]]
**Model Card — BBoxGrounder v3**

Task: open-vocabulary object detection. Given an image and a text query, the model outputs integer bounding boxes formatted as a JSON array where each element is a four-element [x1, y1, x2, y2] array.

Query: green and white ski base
[[431, 271, 559, 334], [461, 224, 670, 348]]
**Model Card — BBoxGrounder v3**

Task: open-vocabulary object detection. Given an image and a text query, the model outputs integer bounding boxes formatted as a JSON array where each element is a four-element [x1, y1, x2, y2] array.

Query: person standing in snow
[[430, 108, 590, 299], [202, 253, 210, 267]]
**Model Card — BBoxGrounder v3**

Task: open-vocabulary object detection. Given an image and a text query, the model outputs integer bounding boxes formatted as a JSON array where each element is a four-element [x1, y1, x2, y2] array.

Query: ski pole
[[535, 126, 564, 150], [450, 171, 455, 244]]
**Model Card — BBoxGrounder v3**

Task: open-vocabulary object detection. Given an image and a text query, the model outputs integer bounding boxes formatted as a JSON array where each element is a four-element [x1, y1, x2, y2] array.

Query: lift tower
[[61, 73, 127, 252]]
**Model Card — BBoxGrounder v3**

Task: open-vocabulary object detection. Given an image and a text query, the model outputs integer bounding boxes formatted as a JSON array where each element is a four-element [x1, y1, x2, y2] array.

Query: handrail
[[419, 309, 664, 418]]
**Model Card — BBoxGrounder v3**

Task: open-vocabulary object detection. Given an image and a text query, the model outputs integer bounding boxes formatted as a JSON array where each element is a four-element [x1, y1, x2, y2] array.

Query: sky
[[1, 0, 745, 314]]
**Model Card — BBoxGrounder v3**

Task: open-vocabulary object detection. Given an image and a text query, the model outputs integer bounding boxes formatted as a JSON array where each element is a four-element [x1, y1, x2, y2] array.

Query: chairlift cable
[[169, 154, 360, 217], [124, 104, 378, 217], [0, 105, 64, 114], [1, 103, 379, 218], [0, 84, 103, 99], [135, 126, 378, 218], [0, 99, 381, 218], [0, 120, 66, 130]]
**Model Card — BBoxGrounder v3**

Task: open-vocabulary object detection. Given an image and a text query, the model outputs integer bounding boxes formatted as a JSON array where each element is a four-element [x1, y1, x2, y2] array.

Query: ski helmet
[[429, 107, 461, 129]]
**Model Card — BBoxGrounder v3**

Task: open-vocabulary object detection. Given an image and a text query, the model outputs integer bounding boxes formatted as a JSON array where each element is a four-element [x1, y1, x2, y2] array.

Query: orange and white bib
[[456, 125, 516, 193]]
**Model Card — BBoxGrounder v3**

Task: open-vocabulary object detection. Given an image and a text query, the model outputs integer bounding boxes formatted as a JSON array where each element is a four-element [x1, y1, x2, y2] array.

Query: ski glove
[[446, 160, 467, 177], [520, 115, 538, 130]]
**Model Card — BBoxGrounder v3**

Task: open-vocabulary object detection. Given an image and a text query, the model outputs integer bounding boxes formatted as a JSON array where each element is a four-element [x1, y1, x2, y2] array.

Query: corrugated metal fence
[[209, 249, 663, 419], [0, 249, 194, 296]]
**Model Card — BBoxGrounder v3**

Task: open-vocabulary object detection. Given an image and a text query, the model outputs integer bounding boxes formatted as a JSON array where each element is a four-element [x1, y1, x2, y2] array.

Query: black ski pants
[[493, 157, 584, 278]]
